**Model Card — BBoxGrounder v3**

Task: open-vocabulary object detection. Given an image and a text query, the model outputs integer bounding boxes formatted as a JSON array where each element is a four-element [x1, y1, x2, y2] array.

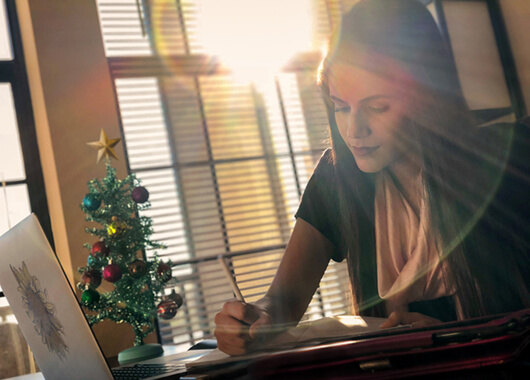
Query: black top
[[295, 149, 343, 262], [295, 120, 530, 321]]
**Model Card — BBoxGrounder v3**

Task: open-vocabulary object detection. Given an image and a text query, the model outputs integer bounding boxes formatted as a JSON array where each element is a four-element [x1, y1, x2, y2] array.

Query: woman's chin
[[354, 158, 386, 173]]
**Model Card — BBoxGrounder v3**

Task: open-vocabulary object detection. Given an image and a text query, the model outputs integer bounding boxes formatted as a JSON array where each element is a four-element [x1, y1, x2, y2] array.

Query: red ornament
[[82, 269, 102, 289], [157, 300, 178, 320], [103, 263, 122, 283], [91, 241, 110, 257], [156, 262, 172, 281], [132, 186, 149, 203]]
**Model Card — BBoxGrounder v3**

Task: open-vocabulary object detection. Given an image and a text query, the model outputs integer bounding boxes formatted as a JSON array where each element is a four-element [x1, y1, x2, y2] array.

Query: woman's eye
[[334, 105, 350, 113], [367, 104, 390, 114]]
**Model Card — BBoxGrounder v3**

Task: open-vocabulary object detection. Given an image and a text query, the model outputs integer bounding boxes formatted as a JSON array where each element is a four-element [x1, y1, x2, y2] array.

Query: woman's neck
[[388, 155, 422, 216]]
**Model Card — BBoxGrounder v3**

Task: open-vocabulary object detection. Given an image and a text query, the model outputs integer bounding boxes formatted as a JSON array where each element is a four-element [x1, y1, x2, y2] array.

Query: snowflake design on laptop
[[10, 261, 69, 361]]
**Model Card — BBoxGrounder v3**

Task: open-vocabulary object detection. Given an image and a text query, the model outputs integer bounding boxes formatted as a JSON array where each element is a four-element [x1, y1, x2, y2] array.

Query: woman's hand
[[214, 299, 273, 355], [380, 311, 442, 329]]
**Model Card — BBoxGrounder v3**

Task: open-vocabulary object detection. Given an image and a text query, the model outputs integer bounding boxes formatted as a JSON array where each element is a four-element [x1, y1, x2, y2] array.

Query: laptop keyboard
[[112, 363, 186, 379]]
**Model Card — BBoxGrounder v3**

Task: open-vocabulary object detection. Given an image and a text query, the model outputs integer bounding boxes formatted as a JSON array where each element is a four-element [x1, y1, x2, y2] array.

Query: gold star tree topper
[[87, 129, 121, 163]]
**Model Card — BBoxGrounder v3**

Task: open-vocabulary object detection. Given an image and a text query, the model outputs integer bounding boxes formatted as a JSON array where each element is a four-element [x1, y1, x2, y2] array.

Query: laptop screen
[[0, 214, 114, 380]]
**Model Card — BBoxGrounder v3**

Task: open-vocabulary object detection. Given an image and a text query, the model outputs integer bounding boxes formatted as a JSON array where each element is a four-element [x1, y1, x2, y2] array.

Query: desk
[[6, 309, 530, 380], [5, 346, 529, 380]]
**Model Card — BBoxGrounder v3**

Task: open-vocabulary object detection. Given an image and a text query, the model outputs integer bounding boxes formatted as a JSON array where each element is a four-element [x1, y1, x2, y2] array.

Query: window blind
[[96, 0, 351, 350]]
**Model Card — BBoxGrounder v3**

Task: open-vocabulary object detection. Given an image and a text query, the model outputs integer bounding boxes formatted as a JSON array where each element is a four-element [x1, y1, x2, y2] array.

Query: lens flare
[[196, 0, 313, 83]]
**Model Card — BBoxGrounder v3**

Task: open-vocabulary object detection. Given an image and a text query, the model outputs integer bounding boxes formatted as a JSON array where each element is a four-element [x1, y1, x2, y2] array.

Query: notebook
[[0, 214, 200, 380]]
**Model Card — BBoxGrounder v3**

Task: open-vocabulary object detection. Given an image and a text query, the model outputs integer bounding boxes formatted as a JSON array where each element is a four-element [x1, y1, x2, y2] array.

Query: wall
[[500, 0, 530, 114], [16, 0, 156, 358]]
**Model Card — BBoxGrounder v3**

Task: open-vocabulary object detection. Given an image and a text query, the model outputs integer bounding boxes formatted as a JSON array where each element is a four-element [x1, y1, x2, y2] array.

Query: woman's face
[[327, 58, 417, 173]]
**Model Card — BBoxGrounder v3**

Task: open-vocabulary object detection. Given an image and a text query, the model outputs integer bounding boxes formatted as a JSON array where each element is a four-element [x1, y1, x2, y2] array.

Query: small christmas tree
[[77, 129, 181, 348]]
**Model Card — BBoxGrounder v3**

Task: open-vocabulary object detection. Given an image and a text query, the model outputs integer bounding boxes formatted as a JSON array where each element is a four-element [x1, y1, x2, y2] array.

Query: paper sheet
[[189, 315, 391, 367], [267, 315, 386, 346]]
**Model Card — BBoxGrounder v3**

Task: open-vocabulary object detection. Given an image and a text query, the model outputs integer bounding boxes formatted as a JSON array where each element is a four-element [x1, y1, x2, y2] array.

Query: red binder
[[245, 309, 530, 379]]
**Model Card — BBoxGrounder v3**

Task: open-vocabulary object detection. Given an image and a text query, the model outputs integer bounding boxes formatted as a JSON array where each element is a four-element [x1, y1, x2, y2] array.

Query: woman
[[214, 0, 530, 355]]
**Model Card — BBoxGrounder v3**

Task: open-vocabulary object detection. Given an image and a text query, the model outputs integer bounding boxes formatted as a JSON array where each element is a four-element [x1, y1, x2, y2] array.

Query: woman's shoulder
[[313, 148, 335, 174], [296, 148, 344, 258], [301, 148, 338, 190], [303, 148, 337, 196]]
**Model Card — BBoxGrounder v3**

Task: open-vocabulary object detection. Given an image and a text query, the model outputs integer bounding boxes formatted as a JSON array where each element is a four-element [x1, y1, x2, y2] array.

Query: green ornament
[[87, 254, 97, 267], [83, 194, 101, 211], [81, 288, 100, 305]]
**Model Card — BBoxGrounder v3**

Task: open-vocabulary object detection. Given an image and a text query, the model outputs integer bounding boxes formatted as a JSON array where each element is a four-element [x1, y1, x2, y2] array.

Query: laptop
[[0, 214, 204, 380]]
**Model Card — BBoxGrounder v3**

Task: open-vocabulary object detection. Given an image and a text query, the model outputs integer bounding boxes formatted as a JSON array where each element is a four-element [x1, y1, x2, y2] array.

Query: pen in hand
[[217, 255, 245, 302], [217, 256, 275, 350]]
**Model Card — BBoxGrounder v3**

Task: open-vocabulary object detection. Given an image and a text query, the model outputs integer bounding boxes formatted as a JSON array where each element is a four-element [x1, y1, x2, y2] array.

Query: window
[[0, 0, 52, 378], [426, 0, 526, 121], [97, 0, 349, 350], [96, 0, 525, 351]]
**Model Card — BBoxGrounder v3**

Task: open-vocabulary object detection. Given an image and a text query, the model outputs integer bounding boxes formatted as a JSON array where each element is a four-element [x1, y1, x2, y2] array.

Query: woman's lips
[[351, 146, 380, 157]]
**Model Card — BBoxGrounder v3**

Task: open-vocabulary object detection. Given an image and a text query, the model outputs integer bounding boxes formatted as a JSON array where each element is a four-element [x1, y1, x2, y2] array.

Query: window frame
[[430, 0, 526, 119], [0, 0, 53, 297]]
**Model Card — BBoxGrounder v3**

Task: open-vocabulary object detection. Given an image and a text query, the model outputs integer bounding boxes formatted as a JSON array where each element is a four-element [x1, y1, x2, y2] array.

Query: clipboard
[[247, 308, 530, 379], [186, 309, 530, 379]]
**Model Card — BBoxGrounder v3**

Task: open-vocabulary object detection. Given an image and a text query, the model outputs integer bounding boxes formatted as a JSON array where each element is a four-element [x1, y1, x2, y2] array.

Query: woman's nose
[[347, 110, 371, 139]]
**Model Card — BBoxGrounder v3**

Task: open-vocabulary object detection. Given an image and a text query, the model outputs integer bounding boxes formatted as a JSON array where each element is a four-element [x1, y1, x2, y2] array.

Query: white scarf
[[374, 170, 454, 314]]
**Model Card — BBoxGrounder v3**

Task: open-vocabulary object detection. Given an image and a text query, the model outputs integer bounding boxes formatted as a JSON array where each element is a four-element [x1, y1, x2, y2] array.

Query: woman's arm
[[214, 218, 335, 355], [264, 218, 336, 326]]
